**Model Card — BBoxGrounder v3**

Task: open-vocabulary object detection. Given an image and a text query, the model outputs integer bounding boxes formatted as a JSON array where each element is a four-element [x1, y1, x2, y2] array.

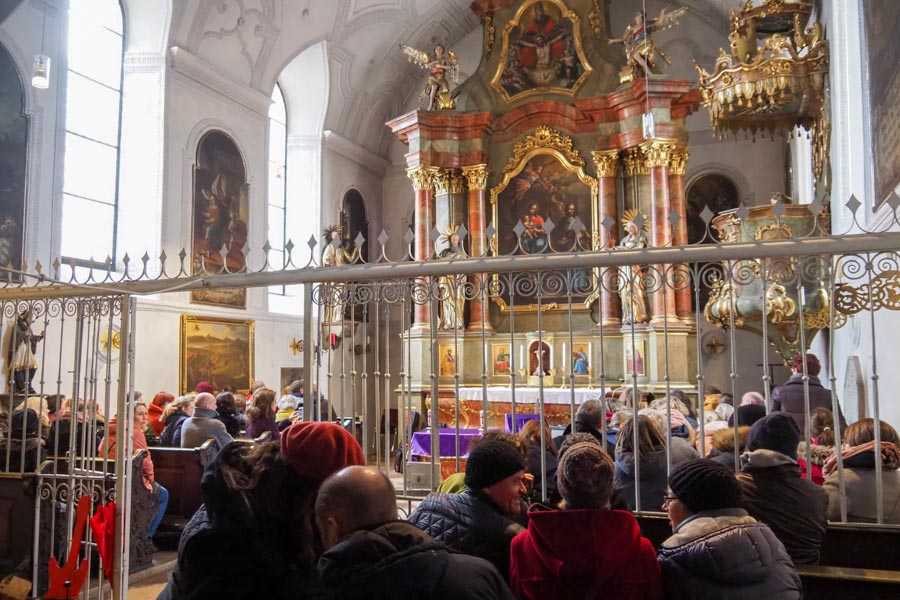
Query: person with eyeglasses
[[657, 459, 801, 599]]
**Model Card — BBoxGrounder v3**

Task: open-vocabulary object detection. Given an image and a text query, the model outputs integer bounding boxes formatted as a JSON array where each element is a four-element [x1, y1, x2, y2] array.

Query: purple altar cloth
[[410, 428, 480, 458], [505, 413, 539, 432]]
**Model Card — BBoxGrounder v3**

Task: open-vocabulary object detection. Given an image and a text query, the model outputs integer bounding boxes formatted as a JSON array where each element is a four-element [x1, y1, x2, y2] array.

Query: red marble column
[[592, 150, 621, 327], [408, 166, 435, 329], [668, 147, 693, 321], [642, 140, 678, 323], [462, 164, 492, 331]]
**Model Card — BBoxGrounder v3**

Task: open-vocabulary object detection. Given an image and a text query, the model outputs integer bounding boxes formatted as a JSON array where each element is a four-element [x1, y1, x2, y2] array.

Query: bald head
[[316, 466, 397, 549], [195, 392, 216, 410]]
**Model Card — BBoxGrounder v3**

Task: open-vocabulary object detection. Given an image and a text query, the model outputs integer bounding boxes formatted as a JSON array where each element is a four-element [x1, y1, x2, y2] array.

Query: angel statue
[[609, 7, 687, 84], [436, 225, 468, 330], [321, 225, 360, 328], [7, 308, 45, 395], [616, 212, 649, 324], [401, 43, 460, 111]]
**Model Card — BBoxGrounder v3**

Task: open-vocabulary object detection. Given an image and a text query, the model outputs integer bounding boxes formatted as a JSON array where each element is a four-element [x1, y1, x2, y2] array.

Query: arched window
[[268, 84, 297, 313], [61, 0, 124, 266], [0, 43, 28, 274]]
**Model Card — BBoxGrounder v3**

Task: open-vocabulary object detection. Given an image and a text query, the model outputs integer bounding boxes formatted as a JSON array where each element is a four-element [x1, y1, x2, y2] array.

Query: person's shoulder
[[442, 552, 514, 599]]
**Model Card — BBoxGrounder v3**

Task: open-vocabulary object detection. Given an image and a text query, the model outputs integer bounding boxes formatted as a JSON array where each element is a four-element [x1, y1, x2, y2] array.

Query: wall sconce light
[[31, 54, 51, 89]]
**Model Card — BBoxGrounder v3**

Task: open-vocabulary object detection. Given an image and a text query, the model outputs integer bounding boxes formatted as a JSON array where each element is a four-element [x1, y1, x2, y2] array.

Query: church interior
[[0, 0, 899, 598]]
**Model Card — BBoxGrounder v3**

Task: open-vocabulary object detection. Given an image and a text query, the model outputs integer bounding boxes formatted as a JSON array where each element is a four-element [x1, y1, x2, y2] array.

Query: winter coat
[[524, 441, 559, 505], [509, 506, 663, 600], [98, 416, 155, 492], [148, 402, 166, 436], [737, 449, 827, 564], [180, 408, 234, 450], [160, 411, 189, 447], [246, 414, 279, 440], [657, 508, 801, 600], [318, 520, 514, 600], [614, 440, 697, 511], [216, 411, 244, 438], [823, 450, 900, 523], [409, 490, 524, 580], [553, 420, 615, 456], [159, 442, 323, 600], [46, 418, 103, 457], [772, 375, 844, 432]]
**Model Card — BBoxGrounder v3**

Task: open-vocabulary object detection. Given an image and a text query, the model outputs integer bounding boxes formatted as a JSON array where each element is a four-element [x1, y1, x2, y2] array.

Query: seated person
[[148, 391, 175, 437], [214, 392, 244, 437], [707, 426, 749, 471], [6, 408, 45, 471], [409, 437, 527, 579], [47, 398, 103, 457], [160, 395, 194, 447], [518, 419, 559, 505], [180, 392, 233, 450], [99, 401, 169, 539], [317, 466, 514, 600], [510, 440, 663, 600], [738, 413, 827, 565], [657, 459, 801, 599]]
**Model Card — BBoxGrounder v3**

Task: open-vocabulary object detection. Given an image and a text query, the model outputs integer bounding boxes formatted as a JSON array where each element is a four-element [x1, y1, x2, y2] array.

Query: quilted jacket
[[657, 508, 801, 600], [409, 490, 524, 580]]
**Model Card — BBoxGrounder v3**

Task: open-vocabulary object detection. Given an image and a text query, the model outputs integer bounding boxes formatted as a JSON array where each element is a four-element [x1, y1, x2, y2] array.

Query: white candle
[[519, 344, 525, 370], [562, 343, 567, 369]]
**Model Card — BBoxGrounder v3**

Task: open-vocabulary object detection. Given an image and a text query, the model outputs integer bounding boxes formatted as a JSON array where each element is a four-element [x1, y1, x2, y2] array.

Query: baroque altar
[[384, 0, 701, 428]]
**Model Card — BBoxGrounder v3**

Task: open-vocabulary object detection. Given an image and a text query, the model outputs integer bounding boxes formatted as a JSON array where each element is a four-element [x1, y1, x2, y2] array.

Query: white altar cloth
[[457, 386, 604, 406]]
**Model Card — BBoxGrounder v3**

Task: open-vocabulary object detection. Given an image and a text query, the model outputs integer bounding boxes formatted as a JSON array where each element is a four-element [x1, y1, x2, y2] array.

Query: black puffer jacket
[[409, 490, 524, 580], [159, 442, 324, 600], [658, 508, 801, 600], [318, 520, 515, 600], [160, 411, 189, 447]]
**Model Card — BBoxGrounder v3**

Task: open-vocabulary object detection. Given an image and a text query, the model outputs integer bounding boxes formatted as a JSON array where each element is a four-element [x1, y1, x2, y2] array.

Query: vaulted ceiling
[[168, 0, 745, 157]]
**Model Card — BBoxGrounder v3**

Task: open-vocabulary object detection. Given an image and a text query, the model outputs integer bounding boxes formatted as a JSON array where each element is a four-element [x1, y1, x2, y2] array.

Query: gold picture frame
[[489, 126, 599, 313], [437, 342, 458, 377], [490, 342, 513, 376], [180, 314, 255, 394], [490, 0, 593, 103]]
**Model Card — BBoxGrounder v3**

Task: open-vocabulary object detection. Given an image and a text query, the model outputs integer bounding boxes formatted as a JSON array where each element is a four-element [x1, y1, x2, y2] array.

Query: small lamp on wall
[[31, 54, 51, 89]]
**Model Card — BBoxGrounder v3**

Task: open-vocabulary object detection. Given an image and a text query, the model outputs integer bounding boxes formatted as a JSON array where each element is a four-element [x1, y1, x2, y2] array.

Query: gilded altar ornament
[[321, 224, 360, 328], [616, 209, 650, 324], [483, 14, 496, 56], [436, 225, 468, 330], [696, 1, 829, 180], [401, 44, 459, 111], [289, 337, 303, 356], [609, 7, 687, 85]]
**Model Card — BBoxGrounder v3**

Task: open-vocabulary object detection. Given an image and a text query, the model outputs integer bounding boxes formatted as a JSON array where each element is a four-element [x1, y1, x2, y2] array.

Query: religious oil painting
[[180, 315, 254, 394], [864, 0, 900, 207], [438, 343, 458, 377], [0, 44, 28, 277], [191, 130, 249, 308], [492, 0, 592, 102], [624, 340, 646, 377], [491, 343, 512, 376], [571, 341, 590, 376]]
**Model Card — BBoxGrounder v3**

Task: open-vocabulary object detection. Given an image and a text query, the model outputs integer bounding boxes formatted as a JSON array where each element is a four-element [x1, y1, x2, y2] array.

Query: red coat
[[510, 507, 663, 600]]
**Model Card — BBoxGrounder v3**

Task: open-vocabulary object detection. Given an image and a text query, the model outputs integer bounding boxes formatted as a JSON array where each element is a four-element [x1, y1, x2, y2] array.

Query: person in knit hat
[[160, 423, 364, 600], [410, 435, 527, 580], [657, 459, 801, 599], [737, 412, 827, 565], [510, 442, 663, 599]]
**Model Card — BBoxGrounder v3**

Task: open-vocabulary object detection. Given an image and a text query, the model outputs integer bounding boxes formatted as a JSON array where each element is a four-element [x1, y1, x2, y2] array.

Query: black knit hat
[[669, 459, 740, 513], [747, 412, 801, 459], [465, 439, 526, 491]]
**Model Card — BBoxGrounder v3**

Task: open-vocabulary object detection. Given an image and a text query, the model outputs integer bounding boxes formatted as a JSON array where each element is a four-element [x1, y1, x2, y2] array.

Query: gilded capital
[[432, 168, 451, 194], [669, 147, 689, 176], [639, 140, 678, 170], [623, 147, 649, 177], [462, 164, 489, 191], [591, 150, 620, 178], [407, 166, 435, 191]]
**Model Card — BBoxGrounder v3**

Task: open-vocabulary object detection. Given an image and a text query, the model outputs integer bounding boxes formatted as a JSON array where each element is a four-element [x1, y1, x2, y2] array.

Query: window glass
[[268, 84, 290, 309]]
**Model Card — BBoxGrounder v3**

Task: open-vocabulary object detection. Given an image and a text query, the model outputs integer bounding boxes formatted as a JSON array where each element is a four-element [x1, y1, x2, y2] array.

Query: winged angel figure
[[609, 7, 687, 83], [401, 44, 460, 111]]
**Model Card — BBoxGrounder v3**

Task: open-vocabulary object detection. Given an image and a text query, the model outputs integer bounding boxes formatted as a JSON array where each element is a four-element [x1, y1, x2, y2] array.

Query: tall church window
[[61, 0, 124, 266], [268, 84, 296, 313]]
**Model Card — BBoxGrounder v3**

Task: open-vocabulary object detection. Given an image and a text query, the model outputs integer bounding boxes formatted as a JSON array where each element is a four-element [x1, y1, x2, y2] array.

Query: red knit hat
[[280, 421, 365, 482], [195, 381, 215, 394]]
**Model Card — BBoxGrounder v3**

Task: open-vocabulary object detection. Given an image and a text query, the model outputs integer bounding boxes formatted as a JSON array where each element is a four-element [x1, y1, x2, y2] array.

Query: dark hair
[[844, 419, 900, 448], [811, 407, 836, 446], [216, 392, 237, 416], [791, 352, 821, 376]]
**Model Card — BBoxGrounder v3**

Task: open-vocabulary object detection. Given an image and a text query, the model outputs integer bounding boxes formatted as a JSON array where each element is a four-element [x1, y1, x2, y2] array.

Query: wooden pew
[[0, 475, 36, 577], [798, 565, 900, 600]]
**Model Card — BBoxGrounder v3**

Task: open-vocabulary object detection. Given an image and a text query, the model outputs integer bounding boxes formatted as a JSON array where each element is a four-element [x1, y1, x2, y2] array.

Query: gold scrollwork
[[622, 146, 649, 176], [669, 147, 689, 176], [503, 126, 585, 173], [432, 169, 451, 194], [407, 166, 435, 191], [449, 171, 466, 194], [462, 164, 488, 191], [484, 14, 496, 56], [834, 270, 900, 316], [591, 149, 620, 178], [765, 283, 797, 323], [755, 223, 793, 241]]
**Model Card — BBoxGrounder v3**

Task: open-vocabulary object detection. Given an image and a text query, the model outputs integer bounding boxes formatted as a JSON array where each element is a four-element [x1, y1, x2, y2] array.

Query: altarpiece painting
[[191, 130, 249, 308], [864, 0, 900, 207], [180, 315, 254, 394], [492, 0, 592, 102], [0, 44, 27, 276]]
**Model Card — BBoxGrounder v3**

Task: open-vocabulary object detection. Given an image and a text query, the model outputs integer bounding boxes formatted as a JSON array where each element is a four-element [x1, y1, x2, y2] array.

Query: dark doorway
[[686, 174, 739, 244], [341, 189, 368, 262]]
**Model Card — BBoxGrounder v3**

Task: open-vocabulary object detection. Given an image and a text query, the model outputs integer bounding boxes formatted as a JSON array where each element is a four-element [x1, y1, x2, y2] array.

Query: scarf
[[823, 440, 900, 475]]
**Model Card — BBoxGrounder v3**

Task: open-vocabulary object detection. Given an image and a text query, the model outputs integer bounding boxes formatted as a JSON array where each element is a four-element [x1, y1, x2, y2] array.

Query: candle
[[562, 343, 567, 370], [519, 344, 525, 370]]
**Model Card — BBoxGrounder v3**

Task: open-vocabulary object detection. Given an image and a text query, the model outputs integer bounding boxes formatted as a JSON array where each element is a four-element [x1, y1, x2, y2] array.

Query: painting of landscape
[[180, 315, 254, 393]]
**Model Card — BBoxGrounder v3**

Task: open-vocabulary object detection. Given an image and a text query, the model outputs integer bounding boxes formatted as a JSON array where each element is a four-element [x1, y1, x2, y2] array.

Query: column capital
[[639, 139, 679, 170], [432, 168, 451, 194], [407, 166, 436, 191], [669, 147, 689, 176], [461, 164, 489, 190], [623, 147, 649, 176], [449, 171, 466, 194], [591, 149, 620, 178]]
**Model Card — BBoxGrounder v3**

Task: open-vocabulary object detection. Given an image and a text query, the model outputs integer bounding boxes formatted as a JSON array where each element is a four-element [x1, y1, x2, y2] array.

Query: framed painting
[[624, 339, 646, 377], [490, 127, 598, 312], [491, 0, 592, 102], [180, 315, 254, 394], [437, 342, 458, 377], [0, 45, 28, 278], [571, 340, 590, 376], [280, 367, 303, 394], [864, 1, 900, 207], [491, 343, 512, 376], [191, 130, 248, 308]]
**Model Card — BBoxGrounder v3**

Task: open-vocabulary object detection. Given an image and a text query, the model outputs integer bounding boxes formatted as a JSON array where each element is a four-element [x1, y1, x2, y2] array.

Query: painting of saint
[[0, 45, 27, 277], [571, 342, 590, 375], [438, 344, 457, 377], [180, 315, 254, 394], [494, 0, 590, 101], [624, 341, 646, 377], [491, 344, 512, 376], [191, 130, 249, 308], [864, 1, 900, 207]]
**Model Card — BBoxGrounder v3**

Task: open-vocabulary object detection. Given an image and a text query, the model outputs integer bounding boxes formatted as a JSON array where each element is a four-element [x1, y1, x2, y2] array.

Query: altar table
[[432, 387, 605, 429]]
